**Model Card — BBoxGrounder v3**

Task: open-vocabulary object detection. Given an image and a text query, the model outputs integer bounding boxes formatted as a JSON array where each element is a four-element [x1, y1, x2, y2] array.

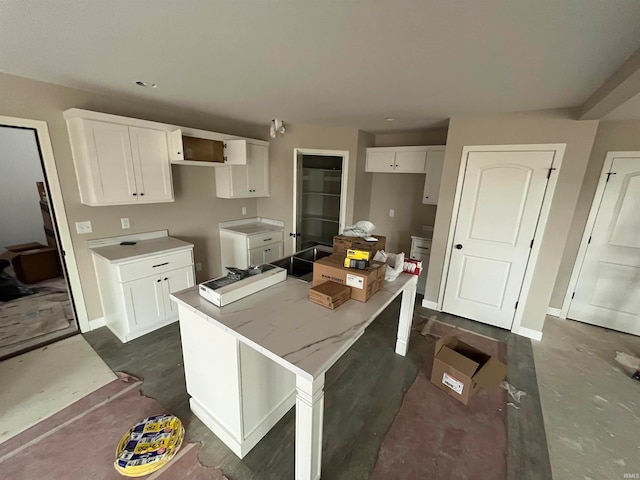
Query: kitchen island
[[171, 272, 418, 480]]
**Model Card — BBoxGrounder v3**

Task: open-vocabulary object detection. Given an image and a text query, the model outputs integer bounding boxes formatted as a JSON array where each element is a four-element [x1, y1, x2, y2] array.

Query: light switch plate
[[389, 209, 395, 217], [242, 206, 247, 216], [121, 218, 130, 229], [75, 221, 92, 234], [196, 262, 202, 272]]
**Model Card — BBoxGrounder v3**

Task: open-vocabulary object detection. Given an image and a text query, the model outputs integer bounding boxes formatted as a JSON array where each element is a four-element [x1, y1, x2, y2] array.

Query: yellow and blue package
[[114, 414, 184, 477]]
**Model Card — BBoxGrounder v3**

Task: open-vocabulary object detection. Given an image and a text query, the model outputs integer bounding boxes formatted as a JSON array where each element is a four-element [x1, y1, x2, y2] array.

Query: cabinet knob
[[425, 196, 429, 199], [157, 279, 161, 283], [140, 193, 145, 196], [132, 193, 137, 196], [164, 277, 168, 281]]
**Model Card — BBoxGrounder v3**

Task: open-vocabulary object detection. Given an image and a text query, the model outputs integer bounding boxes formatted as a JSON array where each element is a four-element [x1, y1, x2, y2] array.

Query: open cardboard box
[[430, 328, 507, 405]]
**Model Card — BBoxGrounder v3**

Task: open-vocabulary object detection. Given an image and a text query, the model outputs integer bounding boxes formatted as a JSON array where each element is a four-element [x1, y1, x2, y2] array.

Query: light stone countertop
[[171, 273, 416, 381], [90, 236, 193, 263], [219, 217, 284, 235]]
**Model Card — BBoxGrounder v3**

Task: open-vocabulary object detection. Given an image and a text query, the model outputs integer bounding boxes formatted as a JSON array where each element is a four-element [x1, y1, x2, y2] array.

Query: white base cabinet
[[410, 236, 431, 294], [92, 248, 195, 342], [220, 228, 284, 273], [179, 306, 295, 458]]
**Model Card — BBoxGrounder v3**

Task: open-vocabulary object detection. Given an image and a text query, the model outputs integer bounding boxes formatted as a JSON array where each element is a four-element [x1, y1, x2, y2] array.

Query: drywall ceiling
[[1, 0, 640, 132]]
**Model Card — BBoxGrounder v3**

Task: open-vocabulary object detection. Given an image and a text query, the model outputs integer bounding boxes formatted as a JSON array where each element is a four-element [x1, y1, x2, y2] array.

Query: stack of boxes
[[309, 235, 388, 308]]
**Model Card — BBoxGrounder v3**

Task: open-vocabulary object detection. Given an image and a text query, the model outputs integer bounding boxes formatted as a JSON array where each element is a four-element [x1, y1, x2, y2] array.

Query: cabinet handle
[[157, 279, 161, 283], [164, 277, 168, 281], [152, 262, 169, 268], [425, 196, 429, 199], [132, 193, 137, 196], [263, 238, 272, 242], [140, 193, 145, 196]]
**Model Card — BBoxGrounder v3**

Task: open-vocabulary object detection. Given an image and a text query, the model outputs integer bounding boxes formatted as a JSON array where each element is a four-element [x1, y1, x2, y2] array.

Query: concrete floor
[[533, 316, 640, 480], [83, 297, 552, 480]]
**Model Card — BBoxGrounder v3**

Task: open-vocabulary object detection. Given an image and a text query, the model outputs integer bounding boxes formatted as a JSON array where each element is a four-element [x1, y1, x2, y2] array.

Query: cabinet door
[[248, 246, 265, 266], [366, 151, 396, 172], [83, 120, 137, 204], [422, 150, 445, 204], [224, 139, 248, 165], [161, 266, 195, 320], [247, 144, 269, 196], [123, 276, 165, 331], [394, 151, 427, 173], [264, 242, 283, 263], [129, 126, 174, 203], [231, 165, 252, 197]]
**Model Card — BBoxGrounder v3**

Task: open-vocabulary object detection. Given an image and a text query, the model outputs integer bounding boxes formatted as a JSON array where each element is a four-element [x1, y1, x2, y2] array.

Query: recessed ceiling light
[[384, 117, 396, 122], [135, 80, 157, 89]]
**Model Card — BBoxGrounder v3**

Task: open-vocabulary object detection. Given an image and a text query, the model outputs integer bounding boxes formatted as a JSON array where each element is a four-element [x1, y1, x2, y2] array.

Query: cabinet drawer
[[411, 237, 432, 250], [410, 251, 430, 261], [247, 231, 284, 250], [117, 249, 193, 282]]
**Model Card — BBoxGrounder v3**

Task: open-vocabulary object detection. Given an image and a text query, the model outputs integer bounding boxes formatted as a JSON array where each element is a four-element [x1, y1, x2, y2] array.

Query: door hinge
[[515, 301, 518, 309], [572, 292, 575, 299], [529, 239, 534, 248], [606, 172, 617, 182], [547, 167, 556, 180], [588, 235, 592, 244]]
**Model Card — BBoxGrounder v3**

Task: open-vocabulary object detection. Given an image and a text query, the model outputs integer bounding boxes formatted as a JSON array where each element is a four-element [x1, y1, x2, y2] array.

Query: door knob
[[455, 244, 463, 250]]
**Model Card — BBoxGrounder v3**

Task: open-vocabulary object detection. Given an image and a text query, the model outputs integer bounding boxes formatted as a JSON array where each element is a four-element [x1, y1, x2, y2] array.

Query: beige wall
[[353, 130, 375, 222], [549, 119, 640, 308], [0, 72, 267, 321], [366, 128, 447, 253], [425, 110, 599, 332], [256, 123, 362, 255]]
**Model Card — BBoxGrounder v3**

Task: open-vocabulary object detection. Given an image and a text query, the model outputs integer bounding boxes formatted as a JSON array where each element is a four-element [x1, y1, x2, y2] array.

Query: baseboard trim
[[516, 326, 543, 342], [421, 299, 439, 310], [88, 317, 105, 330], [546, 307, 561, 317]]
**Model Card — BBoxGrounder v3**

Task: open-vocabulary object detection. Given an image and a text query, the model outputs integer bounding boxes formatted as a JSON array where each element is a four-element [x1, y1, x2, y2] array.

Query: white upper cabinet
[[215, 143, 270, 198], [65, 111, 174, 206], [422, 149, 445, 205], [366, 146, 436, 173]]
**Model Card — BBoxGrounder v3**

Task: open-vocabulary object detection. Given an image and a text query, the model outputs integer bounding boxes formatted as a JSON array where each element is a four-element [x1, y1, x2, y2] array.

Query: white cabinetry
[[366, 146, 433, 173], [215, 143, 270, 198], [220, 224, 284, 273], [92, 244, 195, 343], [64, 113, 173, 206], [422, 149, 445, 205]]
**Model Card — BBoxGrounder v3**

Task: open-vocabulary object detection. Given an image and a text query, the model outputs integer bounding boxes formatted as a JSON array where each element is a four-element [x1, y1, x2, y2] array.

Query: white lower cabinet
[[178, 304, 295, 458], [220, 228, 284, 273], [92, 248, 195, 342], [411, 236, 431, 294]]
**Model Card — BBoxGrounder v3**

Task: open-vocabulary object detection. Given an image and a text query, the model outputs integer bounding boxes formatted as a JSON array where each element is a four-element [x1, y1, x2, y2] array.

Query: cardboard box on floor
[[430, 328, 507, 405], [313, 254, 384, 302], [4, 242, 62, 284]]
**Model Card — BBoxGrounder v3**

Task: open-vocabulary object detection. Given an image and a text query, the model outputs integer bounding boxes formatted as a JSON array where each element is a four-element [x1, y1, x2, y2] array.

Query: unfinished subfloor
[[533, 316, 640, 480], [83, 298, 552, 480]]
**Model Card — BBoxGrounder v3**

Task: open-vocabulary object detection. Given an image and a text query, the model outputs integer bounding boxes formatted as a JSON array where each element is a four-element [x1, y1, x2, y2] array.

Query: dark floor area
[[84, 297, 552, 480]]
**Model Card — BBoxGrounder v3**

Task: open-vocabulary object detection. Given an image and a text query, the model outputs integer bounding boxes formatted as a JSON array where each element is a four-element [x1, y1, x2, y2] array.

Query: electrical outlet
[[242, 206, 247, 216], [75, 221, 92, 234], [196, 262, 202, 272], [121, 218, 130, 229], [389, 209, 395, 217]]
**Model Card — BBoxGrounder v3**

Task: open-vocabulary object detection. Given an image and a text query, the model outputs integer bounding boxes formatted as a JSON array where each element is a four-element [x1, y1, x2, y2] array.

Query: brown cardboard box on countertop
[[308, 281, 351, 309], [430, 328, 507, 405], [313, 255, 378, 302], [333, 235, 386, 258]]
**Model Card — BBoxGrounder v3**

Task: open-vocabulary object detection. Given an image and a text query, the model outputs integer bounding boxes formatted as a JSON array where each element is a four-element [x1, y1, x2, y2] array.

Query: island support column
[[395, 276, 418, 356], [295, 373, 325, 480]]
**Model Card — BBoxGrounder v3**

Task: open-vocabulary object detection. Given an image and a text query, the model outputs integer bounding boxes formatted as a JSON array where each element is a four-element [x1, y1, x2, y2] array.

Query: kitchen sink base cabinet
[[178, 305, 296, 458]]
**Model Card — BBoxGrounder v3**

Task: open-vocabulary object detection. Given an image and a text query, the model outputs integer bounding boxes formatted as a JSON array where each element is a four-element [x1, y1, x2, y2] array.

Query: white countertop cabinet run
[[215, 142, 270, 198], [91, 236, 195, 342]]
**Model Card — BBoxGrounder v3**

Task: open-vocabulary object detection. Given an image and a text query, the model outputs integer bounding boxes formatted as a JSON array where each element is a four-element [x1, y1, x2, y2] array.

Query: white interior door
[[568, 155, 640, 335], [443, 150, 555, 329]]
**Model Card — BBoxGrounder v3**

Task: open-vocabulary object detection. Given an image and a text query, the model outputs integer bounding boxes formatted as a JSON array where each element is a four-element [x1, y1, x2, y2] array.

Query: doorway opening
[[0, 125, 78, 359], [293, 149, 348, 252]]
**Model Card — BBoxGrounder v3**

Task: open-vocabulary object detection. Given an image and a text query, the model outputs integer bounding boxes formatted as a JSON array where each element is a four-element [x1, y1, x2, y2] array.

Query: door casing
[[436, 144, 566, 338]]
